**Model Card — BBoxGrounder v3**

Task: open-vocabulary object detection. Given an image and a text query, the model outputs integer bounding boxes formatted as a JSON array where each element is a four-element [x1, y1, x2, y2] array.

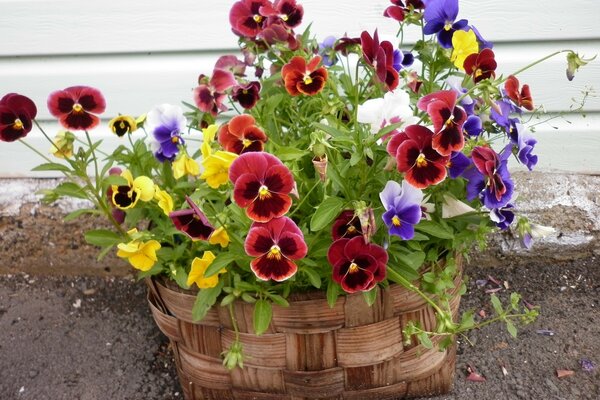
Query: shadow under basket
[[146, 269, 462, 400]]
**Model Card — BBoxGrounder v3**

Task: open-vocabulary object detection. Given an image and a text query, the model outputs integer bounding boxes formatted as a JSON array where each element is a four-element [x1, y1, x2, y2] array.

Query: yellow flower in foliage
[[451, 29, 479, 70], [154, 186, 174, 215], [111, 170, 155, 209], [209, 226, 230, 248], [187, 251, 226, 289], [172, 153, 200, 179], [201, 124, 219, 159], [108, 115, 137, 137], [116, 228, 161, 271], [50, 131, 75, 159], [201, 150, 238, 189]]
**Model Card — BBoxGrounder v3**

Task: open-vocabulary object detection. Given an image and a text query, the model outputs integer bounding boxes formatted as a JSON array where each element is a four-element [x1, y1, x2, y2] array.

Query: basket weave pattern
[[147, 271, 461, 400]]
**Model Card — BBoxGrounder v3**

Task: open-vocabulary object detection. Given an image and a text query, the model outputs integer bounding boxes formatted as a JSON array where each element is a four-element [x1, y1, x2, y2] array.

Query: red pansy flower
[[417, 90, 466, 156], [331, 210, 363, 241], [327, 236, 388, 294], [260, 0, 304, 29], [258, 21, 299, 50], [0, 93, 37, 142], [281, 56, 328, 96], [229, 0, 270, 38], [169, 196, 215, 241], [464, 48, 497, 83], [360, 30, 399, 91], [232, 81, 262, 109], [505, 75, 534, 111], [244, 216, 307, 281], [229, 152, 295, 222], [383, 0, 424, 21], [388, 125, 450, 189], [193, 69, 238, 116], [47, 86, 106, 130], [218, 114, 267, 154]]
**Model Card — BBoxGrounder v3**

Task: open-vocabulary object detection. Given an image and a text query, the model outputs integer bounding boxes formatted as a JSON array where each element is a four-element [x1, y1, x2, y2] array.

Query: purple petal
[[379, 180, 402, 211]]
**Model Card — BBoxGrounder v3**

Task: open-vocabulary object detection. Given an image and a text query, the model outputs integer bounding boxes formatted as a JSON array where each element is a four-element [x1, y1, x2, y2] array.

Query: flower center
[[72, 103, 83, 113], [281, 14, 289, 21], [416, 153, 428, 167], [444, 21, 453, 31], [242, 138, 252, 148], [253, 14, 263, 23], [392, 215, 401, 226], [258, 185, 271, 199], [13, 118, 24, 130], [474, 68, 483, 78], [347, 225, 356, 233], [348, 262, 359, 274], [267, 245, 282, 260], [445, 114, 455, 127], [303, 74, 313, 85], [171, 136, 179, 143]]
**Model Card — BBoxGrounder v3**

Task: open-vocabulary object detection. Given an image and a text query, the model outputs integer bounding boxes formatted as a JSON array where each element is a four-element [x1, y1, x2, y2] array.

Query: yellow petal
[[172, 155, 187, 179], [154, 187, 174, 215], [202, 124, 218, 143], [121, 170, 134, 186], [209, 227, 230, 248], [451, 29, 479, 70], [128, 252, 155, 271], [133, 175, 155, 201]]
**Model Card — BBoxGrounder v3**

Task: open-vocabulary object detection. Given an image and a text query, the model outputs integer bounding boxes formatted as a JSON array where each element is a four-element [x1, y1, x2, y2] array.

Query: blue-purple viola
[[379, 180, 423, 240]]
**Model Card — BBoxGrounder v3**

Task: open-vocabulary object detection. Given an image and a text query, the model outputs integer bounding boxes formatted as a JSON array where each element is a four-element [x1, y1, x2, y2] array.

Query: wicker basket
[[146, 267, 462, 400]]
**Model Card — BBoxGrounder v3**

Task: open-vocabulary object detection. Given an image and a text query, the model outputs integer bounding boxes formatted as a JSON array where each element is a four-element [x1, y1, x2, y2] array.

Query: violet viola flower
[[319, 35, 338, 67], [470, 25, 494, 49], [463, 115, 482, 137], [466, 145, 514, 209], [145, 104, 187, 162], [490, 203, 515, 230], [423, 0, 468, 48], [448, 151, 471, 178], [490, 99, 520, 133], [514, 124, 538, 171], [169, 196, 215, 241], [379, 180, 423, 240]]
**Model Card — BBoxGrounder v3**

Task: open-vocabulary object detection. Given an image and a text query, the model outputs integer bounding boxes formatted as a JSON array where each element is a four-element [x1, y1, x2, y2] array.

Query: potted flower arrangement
[[0, 0, 593, 398]]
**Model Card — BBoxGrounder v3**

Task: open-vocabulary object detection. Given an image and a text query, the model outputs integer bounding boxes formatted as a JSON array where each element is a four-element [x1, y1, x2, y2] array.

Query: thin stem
[[18, 139, 54, 164], [228, 302, 241, 342], [85, 130, 101, 189], [287, 180, 320, 218]]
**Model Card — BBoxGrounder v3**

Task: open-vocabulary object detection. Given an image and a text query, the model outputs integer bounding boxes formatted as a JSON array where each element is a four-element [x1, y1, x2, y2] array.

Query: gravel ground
[[0, 257, 599, 400]]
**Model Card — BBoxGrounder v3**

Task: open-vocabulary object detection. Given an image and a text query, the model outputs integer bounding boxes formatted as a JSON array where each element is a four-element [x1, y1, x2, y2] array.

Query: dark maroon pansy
[[360, 30, 399, 91], [169, 197, 215, 241], [260, 0, 304, 29], [327, 236, 388, 294], [390, 125, 450, 189], [464, 48, 497, 83], [417, 90, 466, 156], [0, 93, 37, 142], [331, 210, 363, 240], [232, 81, 261, 109], [244, 216, 307, 281], [229, 0, 270, 38], [47, 86, 106, 131], [229, 152, 295, 222]]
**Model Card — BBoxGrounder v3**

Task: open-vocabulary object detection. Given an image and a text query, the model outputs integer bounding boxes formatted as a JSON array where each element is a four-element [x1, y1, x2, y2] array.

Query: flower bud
[[50, 131, 75, 159]]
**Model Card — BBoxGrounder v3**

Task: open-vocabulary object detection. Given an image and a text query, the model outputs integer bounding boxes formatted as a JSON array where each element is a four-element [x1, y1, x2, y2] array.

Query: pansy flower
[[244, 216, 307, 281], [504, 75, 534, 111], [193, 69, 238, 116], [331, 210, 363, 240], [360, 30, 399, 91], [464, 48, 497, 83], [116, 229, 161, 271], [172, 153, 200, 179], [187, 251, 227, 289], [169, 196, 215, 241], [218, 114, 268, 154], [229, 0, 270, 38], [0, 93, 37, 142], [423, 0, 468, 48], [281, 56, 328, 96], [417, 90, 467, 155], [463, 115, 482, 137], [154, 186, 174, 216], [357, 88, 416, 134], [209, 226, 230, 248], [327, 236, 388, 294], [111, 170, 155, 210], [145, 104, 187, 162], [232, 81, 261, 109], [201, 150, 239, 189], [490, 204, 515, 230], [260, 0, 304, 29], [384, 0, 425, 22], [50, 131, 75, 159], [388, 125, 450, 189], [379, 180, 423, 240], [466, 146, 513, 209], [47, 86, 105, 131], [229, 152, 295, 222], [513, 123, 538, 171], [450, 29, 479, 70], [490, 99, 520, 133], [319, 36, 338, 67], [108, 115, 137, 137], [447, 151, 471, 178]]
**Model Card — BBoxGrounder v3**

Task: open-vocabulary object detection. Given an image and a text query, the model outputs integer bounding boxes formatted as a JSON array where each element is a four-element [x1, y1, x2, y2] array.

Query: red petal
[[432, 124, 465, 156], [233, 173, 262, 207], [383, 6, 405, 21], [417, 90, 457, 113], [307, 55, 322, 72], [405, 161, 447, 189], [327, 238, 349, 266], [61, 112, 99, 130], [245, 192, 292, 222], [282, 56, 307, 79], [192, 85, 215, 113], [504, 75, 520, 104], [211, 69, 237, 92], [244, 225, 274, 256], [251, 254, 298, 281], [229, 152, 282, 184], [520, 84, 534, 111], [278, 232, 307, 259], [229, 114, 256, 135]]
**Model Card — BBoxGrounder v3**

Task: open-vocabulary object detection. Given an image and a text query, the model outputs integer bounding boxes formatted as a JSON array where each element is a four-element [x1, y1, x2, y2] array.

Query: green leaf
[[395, 251, 426, 271], [63, 208, 100, 222], [267, 294, 289, 307], [276, 146, 308, 161], [326, 280, 340, 308], [459, 310, 475, 330], [415, 220, 454, 239], [510, 292, 521, 311], [506, 320, 517, 338], [302, 267, 322, 289], [54, 182, 88, 200], [253, 299, 272, 335], [136, 262, 163, 280], [310, 196, 344, 231], [173, 266, 189, 289], [490, 294, 503, 316], [103, 175, 129, 187], [417, 332, 433, 349], [31, 162, 71, 173], [363, 286, 378, 306], [204, 252, 240, 277], [192, 280, 224, 322], [84, 229, 122, 247]]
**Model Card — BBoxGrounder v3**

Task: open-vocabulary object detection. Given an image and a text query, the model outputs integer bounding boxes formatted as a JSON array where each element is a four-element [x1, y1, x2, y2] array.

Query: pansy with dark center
[[111, 170, 155, 210], [327, 236, 388, 294], [169, 196, 215, 241], [244, 216, 307, 281], [331, 210, 363, 240], [423, 0, 468, 48], [464, 48, 497, 83], [0, 93, 37, 142], [232, 81, 262, 109], [145, 104, 187, 162], [490, 203, 515, 230], [260, 0, 304, 29], [379, 180, 423, 240], [387, 124, 450, 189], [218, 114, 268, 154], [417, 90, 467, 156], [281, 55, 328, 96], [229, 0, 270, 38], [47, 86, 106, 131], [229, 152, 295, 222], [108, 115, 137, 137], [193, 69, 238, 116], [466, 145, 514, 209]]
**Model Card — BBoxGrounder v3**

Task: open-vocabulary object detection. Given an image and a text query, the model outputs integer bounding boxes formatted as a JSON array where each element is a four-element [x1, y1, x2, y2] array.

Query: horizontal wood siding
[[0, 0, 598, 175]]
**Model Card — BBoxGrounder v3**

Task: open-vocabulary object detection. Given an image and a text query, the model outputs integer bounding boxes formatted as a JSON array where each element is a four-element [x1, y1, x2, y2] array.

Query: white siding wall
[[0, 0, 598, 176]]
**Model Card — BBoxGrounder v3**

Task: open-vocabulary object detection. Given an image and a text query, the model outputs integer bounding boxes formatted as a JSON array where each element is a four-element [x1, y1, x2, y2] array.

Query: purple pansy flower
[[319, 35, 338, 67], [513, 124, 538, 170], [448, 151, 471, 178], [392, 50, 415, 71], [465, 145, 514, 209], [379, 180, 423, 240], [490, 203, 515, 230], [463, 115, 482, 137], [490, 99, 520, 133], [423, 0, 468, 48], [145, 104, 187, 162]]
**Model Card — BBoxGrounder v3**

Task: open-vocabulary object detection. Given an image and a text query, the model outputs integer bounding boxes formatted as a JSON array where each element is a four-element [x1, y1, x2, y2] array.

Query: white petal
[[442, 194, 476, 218]]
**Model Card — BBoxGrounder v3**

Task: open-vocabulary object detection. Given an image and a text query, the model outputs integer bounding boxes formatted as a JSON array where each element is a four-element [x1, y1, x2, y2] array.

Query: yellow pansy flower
[[154, 186, 174, 215], [172, 153, 200, 179], [451, 29, 479, 70], [209, 226, 230, 248], [187, 251, 226, 289], [201, 124, 219, 159], [111, 170, 155, 209], [200, 150, 238, 189], [116, 229, 161, 271], [108, 115, 137, 137], [50, 131, 75, 159]]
